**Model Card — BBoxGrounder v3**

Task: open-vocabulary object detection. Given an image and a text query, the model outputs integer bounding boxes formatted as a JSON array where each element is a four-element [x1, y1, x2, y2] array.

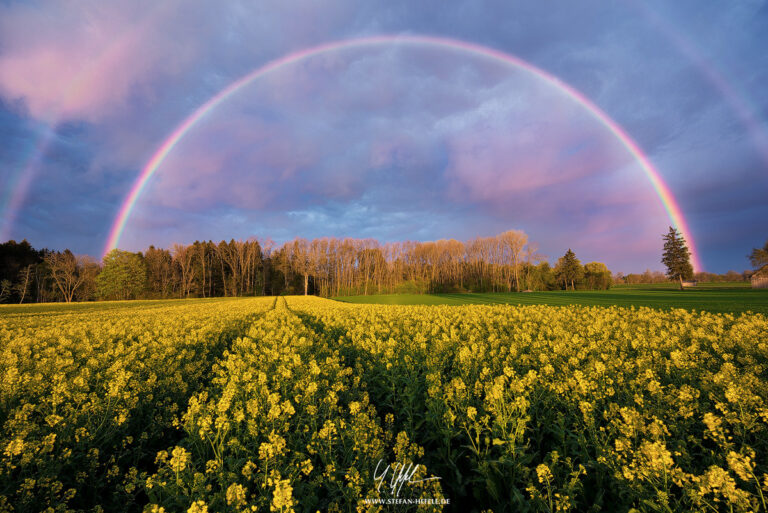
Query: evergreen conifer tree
[[661, 227, 694, 290]]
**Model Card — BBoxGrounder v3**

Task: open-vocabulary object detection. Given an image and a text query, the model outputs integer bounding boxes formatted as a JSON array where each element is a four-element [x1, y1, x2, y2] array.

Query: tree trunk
[[679, 275, 684, 291], [201, 255, 206, 298], [514, 266, 520, 292], [219, 258, 227, 297], [18, 266, 30, 303], [304, 273, 309, 295]]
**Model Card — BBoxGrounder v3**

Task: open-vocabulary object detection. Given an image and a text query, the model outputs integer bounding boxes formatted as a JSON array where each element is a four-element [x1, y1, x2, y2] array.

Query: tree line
[[614, 269, 749, 285], [3, 231, 759, 303], [612, 228, 764, 285], [0, 231, 618, 303]]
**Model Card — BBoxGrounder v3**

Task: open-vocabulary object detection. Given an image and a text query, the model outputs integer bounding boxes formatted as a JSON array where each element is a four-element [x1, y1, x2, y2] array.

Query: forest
[[0, 230, 747, 303]]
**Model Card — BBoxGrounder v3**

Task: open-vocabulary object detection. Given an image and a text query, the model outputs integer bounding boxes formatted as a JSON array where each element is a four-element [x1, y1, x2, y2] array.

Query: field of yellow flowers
[[2, 296, 767, 512]]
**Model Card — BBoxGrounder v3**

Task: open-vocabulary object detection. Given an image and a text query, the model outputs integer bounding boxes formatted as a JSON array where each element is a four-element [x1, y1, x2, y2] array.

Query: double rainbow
[[103, 34, 703, 271]]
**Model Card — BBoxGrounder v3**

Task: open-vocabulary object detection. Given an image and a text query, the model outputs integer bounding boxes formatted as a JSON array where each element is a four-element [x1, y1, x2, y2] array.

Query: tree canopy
[[584, 262, 612, 290], [555, 249, 584, 290], [749, 239, 768, 269], [96, 249, 147, 300]]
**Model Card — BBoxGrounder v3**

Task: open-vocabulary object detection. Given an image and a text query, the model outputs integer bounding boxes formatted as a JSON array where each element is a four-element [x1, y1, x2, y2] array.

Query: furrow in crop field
[[284, 297, 768, 512], [143, 296, 445, 512], [0, 297, 275, 512]]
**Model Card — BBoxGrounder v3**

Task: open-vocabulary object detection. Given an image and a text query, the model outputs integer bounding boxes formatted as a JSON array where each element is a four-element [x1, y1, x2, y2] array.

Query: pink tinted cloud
[[0, 0, 200, 122], [137, 112, 372, 215], [502, 164, 671, 270], [443, 117, 630, 205], [0, 0, 363, 124], [577, 211, 670, 270], [143, 117, 320, 211]]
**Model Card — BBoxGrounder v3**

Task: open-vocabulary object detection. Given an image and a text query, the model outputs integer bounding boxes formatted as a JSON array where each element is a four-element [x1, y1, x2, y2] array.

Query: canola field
[[1, 297, 767, 512]]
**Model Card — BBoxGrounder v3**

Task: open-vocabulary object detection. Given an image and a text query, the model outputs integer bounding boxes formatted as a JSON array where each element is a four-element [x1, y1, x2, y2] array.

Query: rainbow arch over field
[[103, 34, 704, 271]]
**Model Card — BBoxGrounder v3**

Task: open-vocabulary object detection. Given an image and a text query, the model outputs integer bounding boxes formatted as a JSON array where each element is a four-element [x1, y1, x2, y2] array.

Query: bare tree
[[499, 230, 528, 292], [173, 243, 196, 298], [145, 246, 174, 298], [289, 238, 312, 295], [260, 238, 275, 296], [45, 251, 97, 302], [196, 242, 207, 298], [0, 280, 11, 303], [15, 265, 33, 303], [215, 240, 239, 296]]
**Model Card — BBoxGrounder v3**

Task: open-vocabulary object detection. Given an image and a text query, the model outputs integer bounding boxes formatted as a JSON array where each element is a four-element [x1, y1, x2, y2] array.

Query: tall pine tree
[[661, 227, 694, 290]]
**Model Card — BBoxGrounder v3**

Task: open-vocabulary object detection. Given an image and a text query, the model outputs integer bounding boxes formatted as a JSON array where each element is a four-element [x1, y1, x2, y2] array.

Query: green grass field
[[335, 282, 768, 314], [2, 283, 764, 316]]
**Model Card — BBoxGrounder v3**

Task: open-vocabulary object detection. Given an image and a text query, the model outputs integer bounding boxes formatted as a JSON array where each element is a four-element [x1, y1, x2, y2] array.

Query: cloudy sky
[[0, 0, 766, 273]]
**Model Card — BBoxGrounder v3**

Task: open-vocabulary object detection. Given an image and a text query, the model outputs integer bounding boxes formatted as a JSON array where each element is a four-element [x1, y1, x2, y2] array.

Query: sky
[[0, 0, 766, 274]]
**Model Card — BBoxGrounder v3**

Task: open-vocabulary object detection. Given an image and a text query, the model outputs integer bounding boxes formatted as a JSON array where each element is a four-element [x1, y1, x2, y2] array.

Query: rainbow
[[632, 2, 768, 171], [103, 34, 703, 270]]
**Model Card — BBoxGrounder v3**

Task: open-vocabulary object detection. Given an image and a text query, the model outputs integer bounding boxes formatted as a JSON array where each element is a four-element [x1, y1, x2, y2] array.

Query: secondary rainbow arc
[[103, 34, 703, 271], [0, 2, 175, 242]]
